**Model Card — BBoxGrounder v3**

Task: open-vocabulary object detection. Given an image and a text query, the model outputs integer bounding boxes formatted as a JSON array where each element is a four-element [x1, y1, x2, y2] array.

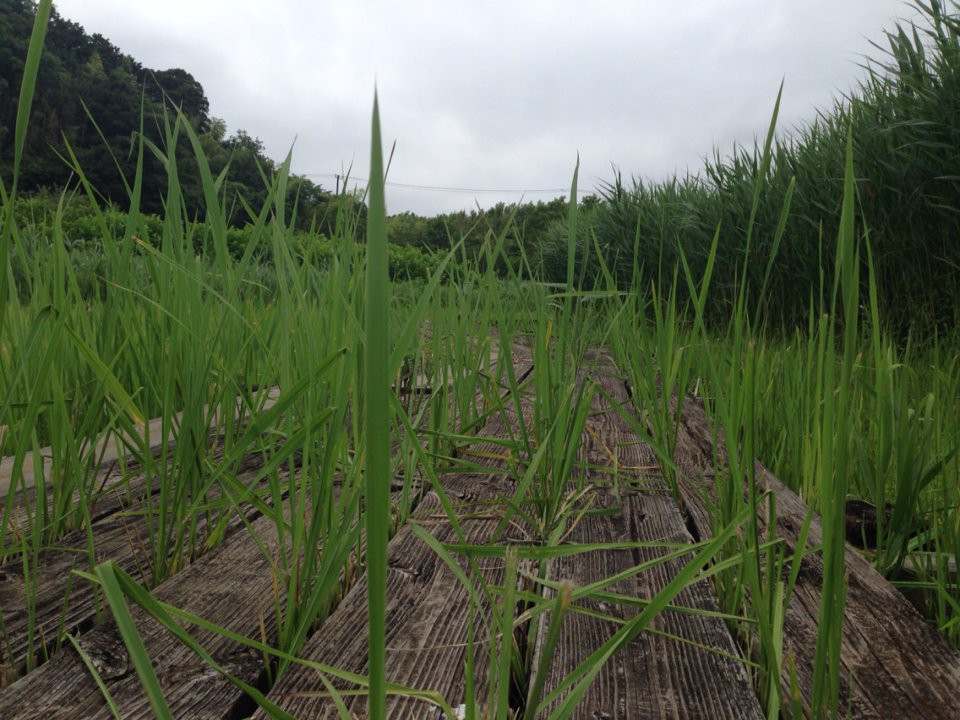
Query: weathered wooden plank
[[250, 349, 757, 719], [673, 394, 960, 719], [251, 475, 516, 719], [531, 352, 763, 719], [0, 483, 298, 719], [534, 491, 763, 720], [0, 337, 532, 712], [249, 351, 534, 718], [0, 440, 444, 718], [0, 450, 268, 680]]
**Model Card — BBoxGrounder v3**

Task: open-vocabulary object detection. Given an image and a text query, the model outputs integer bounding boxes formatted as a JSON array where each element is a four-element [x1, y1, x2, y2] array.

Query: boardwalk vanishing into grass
[[0, 342, 957, 719]]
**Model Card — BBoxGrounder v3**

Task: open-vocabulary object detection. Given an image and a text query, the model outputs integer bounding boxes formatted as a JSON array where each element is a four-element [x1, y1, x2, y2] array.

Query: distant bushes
[[9, 194, 445, 299], [387, 243, 442, 281], [540, 1, 960, 334]]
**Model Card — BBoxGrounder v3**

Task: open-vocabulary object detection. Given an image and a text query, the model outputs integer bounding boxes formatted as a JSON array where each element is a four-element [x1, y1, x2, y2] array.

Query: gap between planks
[[0, 339, 529, 717], [530, 350, 762, 719], [672, 393, 960, 720]]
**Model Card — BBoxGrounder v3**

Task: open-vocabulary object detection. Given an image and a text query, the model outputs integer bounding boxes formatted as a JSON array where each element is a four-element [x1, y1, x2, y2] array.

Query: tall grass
[[1, 2, 959, 718], [541, 1, 960, 335], [364, 90, 391, 718], [612, 112, 959, 716]]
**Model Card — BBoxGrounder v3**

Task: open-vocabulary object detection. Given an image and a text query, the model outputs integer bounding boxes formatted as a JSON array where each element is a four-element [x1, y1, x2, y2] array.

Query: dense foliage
[[539, 1, 960, 335], [0, 1, 577, 271], [387, 196, 576, 270], [0, 0, 337, 230], [8, 193, 441, 298]]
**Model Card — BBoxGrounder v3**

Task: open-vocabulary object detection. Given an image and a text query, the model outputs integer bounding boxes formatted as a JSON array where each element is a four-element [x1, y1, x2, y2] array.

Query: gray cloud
[[53, 0, 921, 215]]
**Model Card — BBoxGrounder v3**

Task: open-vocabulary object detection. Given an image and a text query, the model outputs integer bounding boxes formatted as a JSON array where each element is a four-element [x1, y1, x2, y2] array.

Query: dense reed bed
[[539, 1, 960, 336]]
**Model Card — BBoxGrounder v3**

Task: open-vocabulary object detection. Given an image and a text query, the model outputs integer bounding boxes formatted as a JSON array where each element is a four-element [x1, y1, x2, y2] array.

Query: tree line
[[0, 0, 338, 232], [1, 1, 577, 261]]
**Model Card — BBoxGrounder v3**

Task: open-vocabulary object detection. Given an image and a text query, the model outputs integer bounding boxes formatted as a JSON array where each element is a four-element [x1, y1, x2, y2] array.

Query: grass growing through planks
[[808, 128, 859, 720], [2, 3, 959, 717]]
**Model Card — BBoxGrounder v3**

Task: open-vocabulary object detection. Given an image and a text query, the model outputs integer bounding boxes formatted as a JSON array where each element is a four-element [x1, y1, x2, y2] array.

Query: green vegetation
[[540, 1, 960, 335], [387, 196, 581, 271], [4, 193, 440, 306], [1, 1, 959, 719], [0, 0, 338, 229], [0, 0, 570, 268]]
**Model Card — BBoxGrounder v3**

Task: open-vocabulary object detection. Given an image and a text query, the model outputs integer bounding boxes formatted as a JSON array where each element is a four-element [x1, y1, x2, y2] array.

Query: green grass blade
[[62, 322, 145, 427], [9, 0, 53, 197], [365, 89, 391, 719], [1, 0, 53, 335], [94, 562, 172, 720], [64, 633, 122, 720]]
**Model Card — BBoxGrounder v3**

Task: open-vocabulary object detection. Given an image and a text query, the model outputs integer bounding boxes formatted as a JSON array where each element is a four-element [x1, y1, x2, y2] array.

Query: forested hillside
[[0, 0, 335, 230]]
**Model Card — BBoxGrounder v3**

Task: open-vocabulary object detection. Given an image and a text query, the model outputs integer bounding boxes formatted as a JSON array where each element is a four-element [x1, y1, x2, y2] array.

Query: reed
[[1, 3, 958, 717]]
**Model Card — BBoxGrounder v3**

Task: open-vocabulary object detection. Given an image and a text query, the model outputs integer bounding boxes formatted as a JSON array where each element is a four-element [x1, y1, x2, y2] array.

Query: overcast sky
[[52, 1, 920, 216]]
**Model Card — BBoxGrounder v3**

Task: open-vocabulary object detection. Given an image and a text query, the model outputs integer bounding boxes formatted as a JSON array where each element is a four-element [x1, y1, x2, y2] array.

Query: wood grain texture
[[532, 352, 763, 719], [0, 450, 267, 681], [673, 394, 960, 719], [0, 486, 294, 719], [251, 477, 516, 719], [249, 355, 535, 719]]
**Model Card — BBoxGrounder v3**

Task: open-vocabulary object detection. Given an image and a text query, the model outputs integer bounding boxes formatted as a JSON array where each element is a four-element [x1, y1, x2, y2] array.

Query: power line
[[302, 173, 579, 194]]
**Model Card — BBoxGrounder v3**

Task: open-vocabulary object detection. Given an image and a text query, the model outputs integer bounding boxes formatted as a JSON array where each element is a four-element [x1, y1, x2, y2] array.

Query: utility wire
[[302, 173, 578, 194]]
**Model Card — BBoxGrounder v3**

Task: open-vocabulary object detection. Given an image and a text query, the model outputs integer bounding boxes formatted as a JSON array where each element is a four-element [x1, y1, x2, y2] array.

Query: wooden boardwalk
[[0, 495, 294, 718], [529, 352, 760, 719], [673, 396, 960, 719], [0, 450, 269, 679], [0, 343, 957, 718]]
